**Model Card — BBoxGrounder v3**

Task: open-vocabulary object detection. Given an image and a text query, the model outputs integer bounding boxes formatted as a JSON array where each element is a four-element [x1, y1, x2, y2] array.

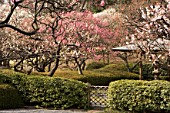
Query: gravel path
[[0, 109, 85, 113], [0, 108, 103, 113]]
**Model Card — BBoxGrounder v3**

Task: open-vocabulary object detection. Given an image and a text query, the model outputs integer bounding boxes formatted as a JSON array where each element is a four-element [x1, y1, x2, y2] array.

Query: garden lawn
[[0, 63, 139, 86]]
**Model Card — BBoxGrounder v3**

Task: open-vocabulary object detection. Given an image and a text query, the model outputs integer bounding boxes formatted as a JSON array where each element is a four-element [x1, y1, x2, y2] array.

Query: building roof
[[112, 39, 170, 52], [112, 44, 137, 52]]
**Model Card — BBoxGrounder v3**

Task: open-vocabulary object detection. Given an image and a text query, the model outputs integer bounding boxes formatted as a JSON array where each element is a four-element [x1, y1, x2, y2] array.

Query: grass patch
[[0, 63, 139, 86]]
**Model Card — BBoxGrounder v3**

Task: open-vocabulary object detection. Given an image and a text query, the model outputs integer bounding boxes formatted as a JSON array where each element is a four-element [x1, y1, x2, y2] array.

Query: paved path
[[0, 109, 103, 113]]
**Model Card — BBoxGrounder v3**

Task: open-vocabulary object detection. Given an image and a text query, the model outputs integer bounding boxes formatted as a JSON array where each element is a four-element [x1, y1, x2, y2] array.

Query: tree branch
[[0, 24, 39, 36]]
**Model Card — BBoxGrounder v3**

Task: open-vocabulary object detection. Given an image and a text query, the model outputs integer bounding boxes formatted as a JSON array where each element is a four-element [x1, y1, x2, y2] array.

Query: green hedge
[[77, 71, 139, 86], [134, 64, 169, 80], [1, 64, 139, 86], [55, 70, 139, 86], [85, 64, 139, 85], [55, 63, 139, 86], [108, 80, 170, 113], [10, 75, 89, 109], [0, 74, 11, 84], [86, 62, 107, 70], [0, 84, 24, 109]]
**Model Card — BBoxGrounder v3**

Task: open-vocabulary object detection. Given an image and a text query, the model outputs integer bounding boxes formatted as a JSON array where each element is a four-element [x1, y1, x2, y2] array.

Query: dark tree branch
[[0, 24, 39, 36]]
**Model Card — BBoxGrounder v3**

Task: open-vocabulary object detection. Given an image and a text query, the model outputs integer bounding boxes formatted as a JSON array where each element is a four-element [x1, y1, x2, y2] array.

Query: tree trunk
[[152, 57, 160, 80], [0, 51, 2, 66], [102, 52, 105, 63], [117, 53, 131, 72], [107, 52, 110, 64], [48, 58, 60, 77], [48, 46, 61, 77], [80, 0, 87, 11], [139, 53, 143, 80], [26, 67, 33, 75], [14, 58, 24, 71], [74, 57, 83, 75], [3, 60, 10, 68], [139, 60, 143, 80], [81, 61, 86, 70], [167, 56, 170, 81], [78, 66, 83, 75], [35, 63, 46, 72], [48, 63, 51, 72]]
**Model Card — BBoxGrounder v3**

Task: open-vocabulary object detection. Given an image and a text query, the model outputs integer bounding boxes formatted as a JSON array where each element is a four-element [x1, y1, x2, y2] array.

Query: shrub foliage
[[56, 64, 139, 86], [0, 73, 89, 109], [86, 62, 107, 70], [0, 63, 139, 86], [10, 75, 89, 109], [55, 70, 139, 86], [0, 84, 24, 109], [77, 71, 138, 86], [108, 80, 170, 112]]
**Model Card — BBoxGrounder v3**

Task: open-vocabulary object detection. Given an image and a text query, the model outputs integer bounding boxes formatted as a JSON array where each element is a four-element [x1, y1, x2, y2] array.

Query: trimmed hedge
[[108, 80, 170, 113], [55, 70, 139, 86], [95, 64, 128, 72], [0, 64, 139, 86], [0, 84, 24, 109], [0, 74, 11, 84], [77, 71, 139, 86], [86, 62, 107, 70], [10, 75, 89, 109], [54, 63, 139, 86]]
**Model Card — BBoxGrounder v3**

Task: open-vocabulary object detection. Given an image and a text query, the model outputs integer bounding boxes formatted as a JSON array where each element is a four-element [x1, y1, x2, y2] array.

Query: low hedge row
[[10, 75, 89, 109], [0, 64, 140, 86], [56, 70, 139, 86], [0, 73, 89, 109], [108, 80, 170, 113], [55, 64, 139, 86], [77, 71, 139, 86], [1, 71, 170, 112], [0, 84, 24, 109], [86, 62, 107, 70], [0, 74, 12, 84]]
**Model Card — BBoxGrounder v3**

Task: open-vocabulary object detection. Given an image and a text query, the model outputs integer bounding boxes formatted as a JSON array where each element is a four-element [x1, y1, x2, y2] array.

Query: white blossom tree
[[125, 0, 170, 80]]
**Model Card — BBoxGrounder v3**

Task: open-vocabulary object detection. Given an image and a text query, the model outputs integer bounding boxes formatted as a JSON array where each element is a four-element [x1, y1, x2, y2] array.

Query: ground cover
[[0, 62, 139, 86], [32, 63, 139, 86]]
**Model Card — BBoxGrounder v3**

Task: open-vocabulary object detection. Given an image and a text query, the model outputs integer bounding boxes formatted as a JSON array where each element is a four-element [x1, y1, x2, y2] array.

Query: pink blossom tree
[[94, 8, 129, 63], [0, 0, 89, 75], [0, 0, 86, 35], [0, 3, 57, 73], [59, 11, 115, 74], [38, 10, 115, 76], [0, 7, 115, 76]]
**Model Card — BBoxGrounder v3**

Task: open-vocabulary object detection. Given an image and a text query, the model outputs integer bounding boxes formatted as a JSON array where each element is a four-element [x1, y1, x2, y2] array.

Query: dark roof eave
[[111, 48, 136, 52]]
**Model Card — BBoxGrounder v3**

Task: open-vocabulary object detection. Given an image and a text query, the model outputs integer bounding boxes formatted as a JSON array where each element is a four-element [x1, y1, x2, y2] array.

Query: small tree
[[125, 0, 170, 80], [42, 10, 115, 76], [0, 0, 86, 35]]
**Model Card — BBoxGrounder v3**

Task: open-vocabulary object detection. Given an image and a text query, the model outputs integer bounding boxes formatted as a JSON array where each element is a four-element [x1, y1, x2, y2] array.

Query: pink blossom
[[11, 0, 20, 3], [167, 2, 170, 10], [100, 0, 105, 7]]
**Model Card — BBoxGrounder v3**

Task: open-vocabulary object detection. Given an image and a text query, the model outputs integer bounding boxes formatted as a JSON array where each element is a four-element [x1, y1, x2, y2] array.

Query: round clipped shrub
[[108, 80, 170, 113], [0, 84, 24, 109], [86, 62, 107, 70], [11, 75, 89, 109]]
